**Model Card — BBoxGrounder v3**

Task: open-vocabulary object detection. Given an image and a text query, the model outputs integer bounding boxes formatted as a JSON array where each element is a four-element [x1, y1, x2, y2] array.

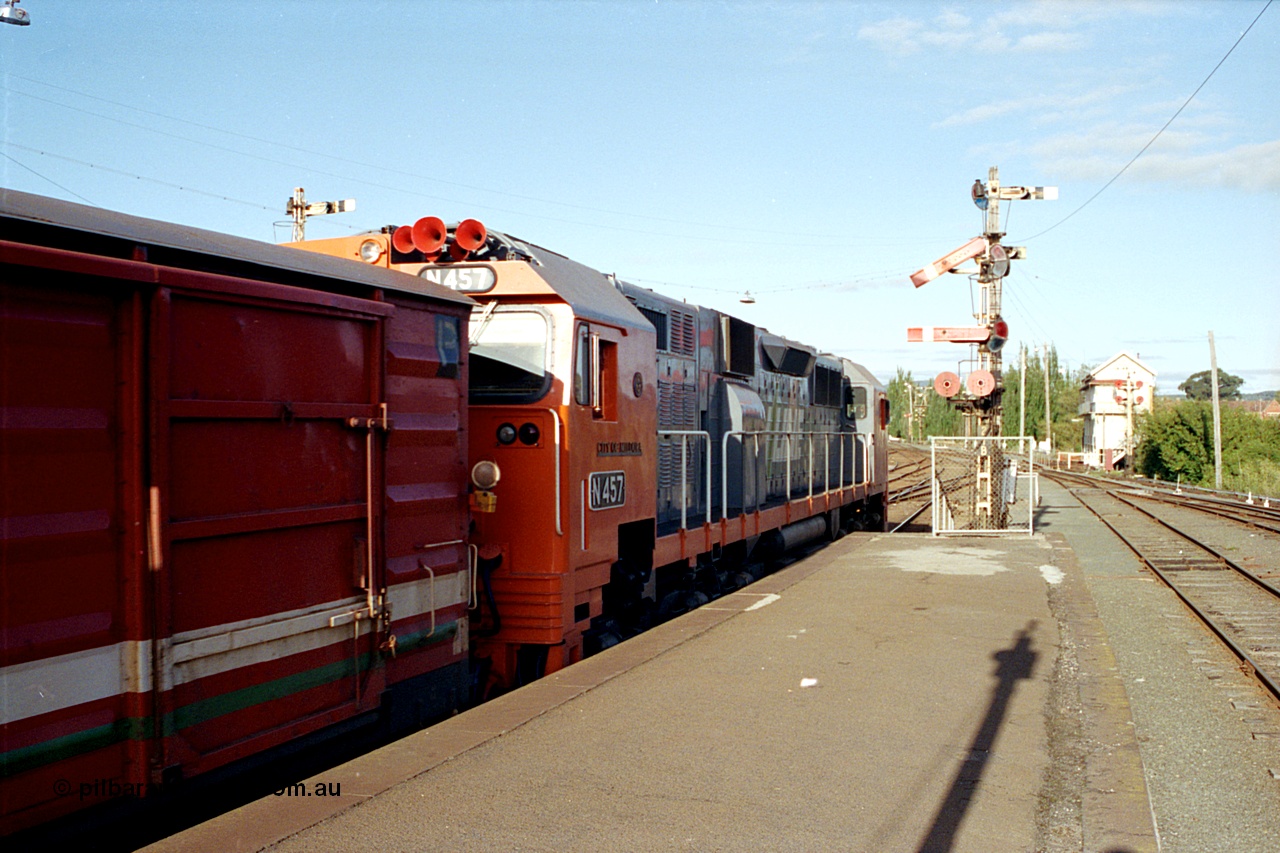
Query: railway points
[[137, 475, 1280, 853]]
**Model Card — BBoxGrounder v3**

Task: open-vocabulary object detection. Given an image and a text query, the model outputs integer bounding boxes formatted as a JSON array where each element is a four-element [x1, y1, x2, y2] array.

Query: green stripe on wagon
[[1, 622, 459, 777], [0, 717, 152, 779]]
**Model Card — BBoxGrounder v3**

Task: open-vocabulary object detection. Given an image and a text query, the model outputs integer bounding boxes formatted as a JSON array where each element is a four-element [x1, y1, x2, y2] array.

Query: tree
[[1137, 400, 1280, 493], [886, 368, 962, 441], [999, 345, 1085, 450], [1179, 369, 1243, 401]]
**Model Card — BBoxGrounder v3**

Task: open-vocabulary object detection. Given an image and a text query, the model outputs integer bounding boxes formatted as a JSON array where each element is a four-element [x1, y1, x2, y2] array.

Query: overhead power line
[[2, 143, 280, 213], [3, 75, 940, 247], [1014, 0, 1272, 243], [2, 150, 96, 205]]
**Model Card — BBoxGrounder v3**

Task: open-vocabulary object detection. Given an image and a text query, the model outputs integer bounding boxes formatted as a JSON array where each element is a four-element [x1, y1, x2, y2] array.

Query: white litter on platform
[[1039, 565, 1064, 585], [744, 593, 781, 611]]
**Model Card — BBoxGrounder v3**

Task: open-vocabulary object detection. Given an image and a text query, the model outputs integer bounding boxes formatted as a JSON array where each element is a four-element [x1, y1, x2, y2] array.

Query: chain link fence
[[931, 437, 1037, 536]]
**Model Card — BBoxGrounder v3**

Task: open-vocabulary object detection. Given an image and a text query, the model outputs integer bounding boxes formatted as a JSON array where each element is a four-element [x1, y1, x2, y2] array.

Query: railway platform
[[142, 478, 1280, 853]]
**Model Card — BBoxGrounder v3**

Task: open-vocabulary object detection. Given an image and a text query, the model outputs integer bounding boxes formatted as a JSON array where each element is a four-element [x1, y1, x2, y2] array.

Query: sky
[[2, 1, 1277, 394]]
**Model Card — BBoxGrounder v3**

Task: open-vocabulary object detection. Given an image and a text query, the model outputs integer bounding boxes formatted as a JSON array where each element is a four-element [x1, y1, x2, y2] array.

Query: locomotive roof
[[491, 233, 651, 331], [0, 189, 475, 308], [840, 359, 885, 391]]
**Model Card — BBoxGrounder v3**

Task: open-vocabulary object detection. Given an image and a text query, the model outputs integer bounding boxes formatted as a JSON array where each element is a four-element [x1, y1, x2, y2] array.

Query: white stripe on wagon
[[0, 573, 468, 727], [0, 641, 148, 726]]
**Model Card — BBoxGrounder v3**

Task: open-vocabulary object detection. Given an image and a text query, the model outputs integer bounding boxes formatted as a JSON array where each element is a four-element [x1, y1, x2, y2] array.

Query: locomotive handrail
[[547, 408, 563, 536], [417, 560, 437, 638], [469, 544, 479, 609], [657, 430, 712, 530], [720, 430, 865, 519]]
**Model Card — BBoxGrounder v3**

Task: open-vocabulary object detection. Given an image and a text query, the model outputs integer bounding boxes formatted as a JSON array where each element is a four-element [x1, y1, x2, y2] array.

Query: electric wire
[[628, 266, 911, 297], [3, 143, 277, 212], [2, 150, 95, 205], [2, 76, 802, 237], [1013, 0, 1272, 243], [2, 77, 945, 248], [3, 130, 784, 245], [1002, 278, 1056, 345]]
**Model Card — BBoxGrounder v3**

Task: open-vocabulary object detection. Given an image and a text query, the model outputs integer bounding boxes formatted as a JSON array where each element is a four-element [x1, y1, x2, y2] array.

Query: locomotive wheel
[[657, 590, 688, 620]]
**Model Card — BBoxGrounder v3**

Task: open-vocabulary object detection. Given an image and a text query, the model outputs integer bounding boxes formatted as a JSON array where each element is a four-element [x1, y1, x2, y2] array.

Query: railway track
[[1049, 468, 1280, 535], [887, 445, 933, 531], [1048, 472, 1280, 703]]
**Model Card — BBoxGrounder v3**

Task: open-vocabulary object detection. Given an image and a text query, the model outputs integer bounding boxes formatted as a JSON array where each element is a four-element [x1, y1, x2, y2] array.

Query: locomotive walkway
[[144, 479, 1280, 853]]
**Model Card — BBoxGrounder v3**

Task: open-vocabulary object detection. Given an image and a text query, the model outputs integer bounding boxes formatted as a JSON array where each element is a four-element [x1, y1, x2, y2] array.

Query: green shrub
[[1137, 401, 1280, 496]]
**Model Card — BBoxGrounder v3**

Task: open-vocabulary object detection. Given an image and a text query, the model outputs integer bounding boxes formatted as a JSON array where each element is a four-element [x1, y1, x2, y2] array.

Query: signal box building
[[1079, 352, 1156, 470]]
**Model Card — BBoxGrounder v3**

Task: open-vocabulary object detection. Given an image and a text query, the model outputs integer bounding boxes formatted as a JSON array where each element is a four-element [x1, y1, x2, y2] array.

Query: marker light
[[496, 423, 517, 445], [359, 240, 383, 263], [471, 460, 501, 491], [518, 422, 541, 445]]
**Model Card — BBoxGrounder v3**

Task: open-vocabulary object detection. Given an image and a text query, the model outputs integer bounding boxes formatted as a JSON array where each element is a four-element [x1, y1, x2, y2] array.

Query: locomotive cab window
[[574, 323, 617, 420], [469, 307, 552, 404], [847, 386, 868, 421]]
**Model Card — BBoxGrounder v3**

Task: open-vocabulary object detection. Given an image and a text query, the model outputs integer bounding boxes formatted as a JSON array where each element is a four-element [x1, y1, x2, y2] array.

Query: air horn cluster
[[391, 217, 488, 262]]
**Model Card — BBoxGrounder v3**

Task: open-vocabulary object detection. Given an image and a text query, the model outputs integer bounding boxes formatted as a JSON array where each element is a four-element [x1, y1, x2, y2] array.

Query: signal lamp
[[518, 422, 541, 445], [988, 319, 1009, 353], [496, 423, 517, 445], [471, 460, 501, 491], [0, 1, 30, 25]]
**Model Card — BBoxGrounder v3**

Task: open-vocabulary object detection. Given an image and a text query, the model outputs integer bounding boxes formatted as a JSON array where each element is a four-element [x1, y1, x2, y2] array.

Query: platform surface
[[143, 478, 1280, 852]]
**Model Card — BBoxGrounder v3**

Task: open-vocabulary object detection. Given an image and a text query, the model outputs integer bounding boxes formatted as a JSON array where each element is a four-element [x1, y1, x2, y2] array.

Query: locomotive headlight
[[518, 422, 540, 445], [471, 460, 501, 491], [496, 423, 517, 445], [358, 240, 384, 263]]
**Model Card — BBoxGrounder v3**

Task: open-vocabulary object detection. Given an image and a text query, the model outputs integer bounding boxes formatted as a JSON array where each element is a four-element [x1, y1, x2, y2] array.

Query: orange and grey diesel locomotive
[[1, 194, 887, 838], [0, 192, 474, 836], [290, 217, 889, 693]]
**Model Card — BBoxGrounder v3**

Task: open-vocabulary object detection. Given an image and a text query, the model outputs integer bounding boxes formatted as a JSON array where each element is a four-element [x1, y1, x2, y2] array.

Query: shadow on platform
[[915, 621, 1040, 853]]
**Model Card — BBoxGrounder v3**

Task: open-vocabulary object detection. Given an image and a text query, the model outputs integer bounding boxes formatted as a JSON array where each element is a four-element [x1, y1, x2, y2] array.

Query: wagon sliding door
[[151, 274, 393, 776]]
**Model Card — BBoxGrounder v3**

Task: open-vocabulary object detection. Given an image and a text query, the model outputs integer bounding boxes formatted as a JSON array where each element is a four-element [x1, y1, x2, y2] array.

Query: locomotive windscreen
[[468, 309, 551, 403]]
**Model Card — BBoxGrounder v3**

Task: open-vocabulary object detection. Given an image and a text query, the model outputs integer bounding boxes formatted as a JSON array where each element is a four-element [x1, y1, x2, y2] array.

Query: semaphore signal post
[[910, 166, 1055, 530]]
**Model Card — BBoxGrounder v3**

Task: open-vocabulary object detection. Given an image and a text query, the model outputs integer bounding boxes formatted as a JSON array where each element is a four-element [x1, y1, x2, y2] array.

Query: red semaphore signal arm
[[909, 236, 988, 288], [907, 326, 992, 344]]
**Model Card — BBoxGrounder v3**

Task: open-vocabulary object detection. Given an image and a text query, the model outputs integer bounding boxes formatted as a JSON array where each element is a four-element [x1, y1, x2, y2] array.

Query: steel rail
[[1062, 482, 1280, 703], [1047, 468, 1280, 535], [1128, 491, 1280, 537], [890, 500, 932, 533]]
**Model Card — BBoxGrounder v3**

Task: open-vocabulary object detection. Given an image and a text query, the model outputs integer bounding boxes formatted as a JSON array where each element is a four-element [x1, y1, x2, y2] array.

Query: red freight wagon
[[0, 190, 474, 835]]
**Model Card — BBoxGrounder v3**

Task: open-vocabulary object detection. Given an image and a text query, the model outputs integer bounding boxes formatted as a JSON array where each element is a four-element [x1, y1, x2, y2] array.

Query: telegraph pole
[[1043, 343, 1052, 461], [1209, 330, 1223, 489], [286, 187, 356, 242], [907, 382, 917, 443], [1124, 370, 1135, 473], [1019, 344, 1027, 441]]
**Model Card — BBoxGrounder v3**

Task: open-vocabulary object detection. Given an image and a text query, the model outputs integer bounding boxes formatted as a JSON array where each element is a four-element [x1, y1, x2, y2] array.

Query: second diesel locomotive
[[290, 218, 889, 692]]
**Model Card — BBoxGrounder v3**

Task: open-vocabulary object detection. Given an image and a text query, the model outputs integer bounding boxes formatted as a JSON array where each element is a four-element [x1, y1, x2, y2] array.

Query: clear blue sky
[[3, 1, 1277, 394]]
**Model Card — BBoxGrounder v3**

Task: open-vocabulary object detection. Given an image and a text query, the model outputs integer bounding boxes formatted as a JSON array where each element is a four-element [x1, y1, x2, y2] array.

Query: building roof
[[1082, 351, 1157, 387], [1092, 351, 1156, 376]]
